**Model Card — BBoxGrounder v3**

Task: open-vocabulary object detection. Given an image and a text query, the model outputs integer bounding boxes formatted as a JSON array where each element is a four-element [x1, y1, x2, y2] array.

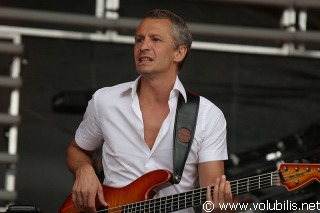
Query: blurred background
[[0, 0, 320, 212]]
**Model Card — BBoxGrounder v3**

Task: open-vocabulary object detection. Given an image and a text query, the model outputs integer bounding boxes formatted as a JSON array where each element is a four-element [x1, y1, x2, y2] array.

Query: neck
[[138, 75, 176, 105]]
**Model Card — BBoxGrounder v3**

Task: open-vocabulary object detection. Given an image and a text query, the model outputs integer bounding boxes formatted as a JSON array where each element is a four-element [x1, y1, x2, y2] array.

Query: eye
[[135, 37, 143, 43]]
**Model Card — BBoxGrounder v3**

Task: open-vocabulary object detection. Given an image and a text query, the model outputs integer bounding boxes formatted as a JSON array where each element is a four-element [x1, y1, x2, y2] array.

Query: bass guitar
[[59, 163, 320, 213]]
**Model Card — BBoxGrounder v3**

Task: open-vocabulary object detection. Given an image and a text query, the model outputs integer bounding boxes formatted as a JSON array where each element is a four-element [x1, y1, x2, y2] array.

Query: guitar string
[[232, 169, 320, 189], [146, 175, 278, 212], [96, 169, 319, 213], [96, 172, 278, 213], [95, 177, 278, 213]]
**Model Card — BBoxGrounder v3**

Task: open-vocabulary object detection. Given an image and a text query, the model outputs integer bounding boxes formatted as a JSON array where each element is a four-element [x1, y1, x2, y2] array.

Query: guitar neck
[[122, 171, 279, 213], [230, 171, 279, 196], [59, 163, 319, 213]]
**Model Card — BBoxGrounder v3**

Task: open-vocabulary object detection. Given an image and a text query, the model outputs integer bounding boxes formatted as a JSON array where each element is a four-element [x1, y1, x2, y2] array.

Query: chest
[[140, 104, 170, 149]]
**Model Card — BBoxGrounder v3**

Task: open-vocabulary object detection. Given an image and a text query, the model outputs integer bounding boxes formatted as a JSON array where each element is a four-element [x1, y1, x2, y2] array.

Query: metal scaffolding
[[0, 0, 319, 57], [0, 33, 23, 210]]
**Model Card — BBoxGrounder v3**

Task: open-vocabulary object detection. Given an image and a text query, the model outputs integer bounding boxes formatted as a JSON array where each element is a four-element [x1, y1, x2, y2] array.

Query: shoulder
[[199, 96, 224, 117], [94, 81, 133, 97], [197, 95, 226, 130], [88, 81, 134, 110]]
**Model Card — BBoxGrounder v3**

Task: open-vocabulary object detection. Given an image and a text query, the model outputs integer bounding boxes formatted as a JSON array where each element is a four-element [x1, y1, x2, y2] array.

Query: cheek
[[133, 46, 138, 56], [159, 51, 174, 63]]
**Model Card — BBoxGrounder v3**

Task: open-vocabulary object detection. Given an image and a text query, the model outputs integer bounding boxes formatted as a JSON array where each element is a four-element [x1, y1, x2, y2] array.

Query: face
[[134, 18, 182, 76]]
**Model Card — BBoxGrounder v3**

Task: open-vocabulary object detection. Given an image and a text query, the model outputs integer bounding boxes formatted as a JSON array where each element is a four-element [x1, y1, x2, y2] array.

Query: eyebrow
[[135, 33, 164, 39]]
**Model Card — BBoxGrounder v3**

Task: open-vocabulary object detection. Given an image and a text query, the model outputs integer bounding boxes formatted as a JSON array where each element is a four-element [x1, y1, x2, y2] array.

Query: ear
[[173, 45, 188, 63]]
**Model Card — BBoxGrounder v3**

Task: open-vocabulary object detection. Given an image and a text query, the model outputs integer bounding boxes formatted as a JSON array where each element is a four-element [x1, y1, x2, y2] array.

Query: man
[[66, 9, 236, 213]]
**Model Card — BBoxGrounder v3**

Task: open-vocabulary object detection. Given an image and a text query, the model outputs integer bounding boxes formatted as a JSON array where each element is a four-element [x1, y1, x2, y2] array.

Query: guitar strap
[[173, 91, 200, 184]]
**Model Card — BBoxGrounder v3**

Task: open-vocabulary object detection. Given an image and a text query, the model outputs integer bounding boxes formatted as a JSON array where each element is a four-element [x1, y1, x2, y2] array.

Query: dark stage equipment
[[226, 121, 320, 212], [3, 205, 41, 213], [52, 90, 94, 114]]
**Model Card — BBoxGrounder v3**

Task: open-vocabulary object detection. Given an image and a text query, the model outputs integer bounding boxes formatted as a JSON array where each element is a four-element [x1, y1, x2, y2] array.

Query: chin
[[136, 67, 152, 74]]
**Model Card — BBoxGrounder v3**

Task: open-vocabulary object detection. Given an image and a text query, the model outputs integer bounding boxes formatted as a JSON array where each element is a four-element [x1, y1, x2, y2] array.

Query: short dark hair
[[145, 9, 192, 70]]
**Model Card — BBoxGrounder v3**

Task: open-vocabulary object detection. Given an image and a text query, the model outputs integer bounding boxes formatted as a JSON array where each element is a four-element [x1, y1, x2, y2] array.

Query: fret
[[143, 200, 147, 213], [165, 196, 170, 213], [192, 189, 201, 207], [131, 202, 137, 213], [203, 187, 208, 203], [179, 193, 187, 209], [123, 172, 277, 213], [159, 196, 166, 213], [136, 202, 140, 212], [140, 199, 145, 212], [185, 192, 187, 209], [192, 190, 194, 207], [127, 203, 132, 213], [150, 199, 155, 213], [144, 199, 151, 213], [135, 201, 141, 213], [157, 197, 162, 213], [170, 195, 173, 212], [146, 198, 155, 213], [236, 180, 239, 195], [185, 191, 193, 209], [230, 172, 277, 197], [122, 204, 127, 213], [172, 193, 179, 212], [165, 195, 171, 212], [238, 179, 248, 194]]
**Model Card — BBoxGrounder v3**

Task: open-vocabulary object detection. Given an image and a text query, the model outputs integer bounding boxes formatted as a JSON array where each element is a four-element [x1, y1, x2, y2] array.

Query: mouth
[[139, 57, 153, 62]]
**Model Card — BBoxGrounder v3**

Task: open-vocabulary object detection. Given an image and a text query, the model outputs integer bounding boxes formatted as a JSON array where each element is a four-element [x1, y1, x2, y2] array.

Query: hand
[[72, 165, 108, 213], [206, 175, 238, 213]]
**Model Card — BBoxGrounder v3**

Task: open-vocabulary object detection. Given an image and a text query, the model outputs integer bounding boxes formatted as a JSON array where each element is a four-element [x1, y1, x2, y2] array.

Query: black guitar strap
[[173, 91, 200, 184]]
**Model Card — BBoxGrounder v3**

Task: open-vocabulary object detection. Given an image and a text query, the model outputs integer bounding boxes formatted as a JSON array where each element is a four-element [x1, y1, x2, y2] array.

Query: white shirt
[[75, 76, 228, 212]]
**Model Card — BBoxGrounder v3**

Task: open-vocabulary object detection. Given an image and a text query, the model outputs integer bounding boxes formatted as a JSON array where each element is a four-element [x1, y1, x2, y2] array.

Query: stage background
[[0, 0, 320, 212]]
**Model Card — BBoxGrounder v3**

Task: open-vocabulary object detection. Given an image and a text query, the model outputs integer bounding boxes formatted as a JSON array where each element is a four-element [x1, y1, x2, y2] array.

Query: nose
[[140, 39, 150, 51]]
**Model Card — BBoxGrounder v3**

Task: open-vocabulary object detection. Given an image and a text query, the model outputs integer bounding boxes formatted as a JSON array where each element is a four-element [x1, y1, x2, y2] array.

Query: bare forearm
[[66, 138, 107, 211], [66, 138, 95, 175]]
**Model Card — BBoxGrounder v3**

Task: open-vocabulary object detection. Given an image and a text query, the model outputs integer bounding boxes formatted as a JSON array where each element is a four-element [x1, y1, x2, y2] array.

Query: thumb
[[97, 187, 108, 206]]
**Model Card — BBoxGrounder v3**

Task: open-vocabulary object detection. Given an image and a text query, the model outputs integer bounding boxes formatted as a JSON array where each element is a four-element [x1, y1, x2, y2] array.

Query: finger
[[72, 185, 84, 210], [213, 177, 220, 206], [233, 195, 239, 204], [86, 191, 97, 213], [218, 175, 226, 204], [206, 185, 212, 201], [71, 191, 79, 209], [224, 180, 233, 203], [81, 191, 89, 208]]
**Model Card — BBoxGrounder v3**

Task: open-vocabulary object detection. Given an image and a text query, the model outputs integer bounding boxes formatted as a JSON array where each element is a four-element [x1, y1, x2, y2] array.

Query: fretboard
[[121, 171, 279, 213]]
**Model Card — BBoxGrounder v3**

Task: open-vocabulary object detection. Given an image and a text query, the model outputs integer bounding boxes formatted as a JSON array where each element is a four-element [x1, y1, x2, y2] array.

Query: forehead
[[135, 18, 173, 36]]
